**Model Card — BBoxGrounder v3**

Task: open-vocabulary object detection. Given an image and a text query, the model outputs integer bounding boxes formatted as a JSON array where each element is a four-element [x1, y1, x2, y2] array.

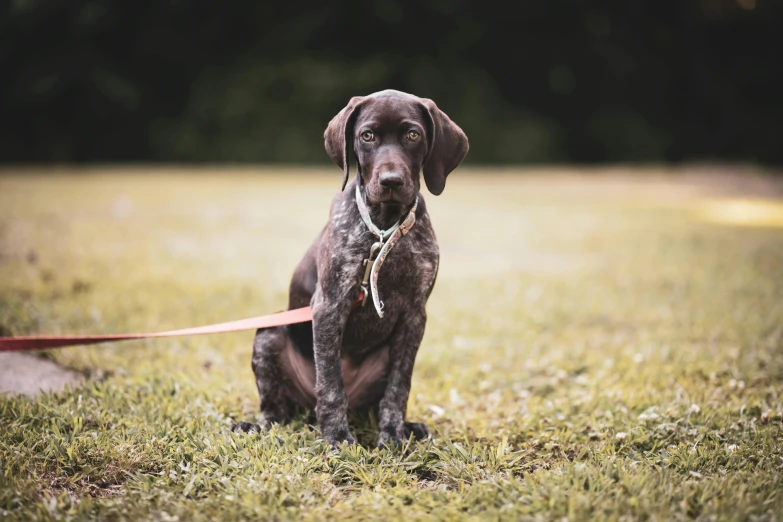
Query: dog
[[232, 90, 469, 448]]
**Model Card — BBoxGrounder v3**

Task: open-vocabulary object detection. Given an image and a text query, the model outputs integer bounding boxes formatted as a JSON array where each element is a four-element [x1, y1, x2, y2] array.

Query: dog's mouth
[[380, 193, 403, 204], [374, 188, 413, 206]]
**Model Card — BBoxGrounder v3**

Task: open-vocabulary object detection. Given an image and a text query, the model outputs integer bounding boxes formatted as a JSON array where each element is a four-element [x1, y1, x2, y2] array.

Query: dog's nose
[[379, 171, 404, 190]]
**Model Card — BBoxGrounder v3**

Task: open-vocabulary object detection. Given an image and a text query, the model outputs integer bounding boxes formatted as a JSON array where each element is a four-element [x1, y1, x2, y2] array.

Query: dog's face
[[324, 90, 469, 206], [352, 95, 428, 206]]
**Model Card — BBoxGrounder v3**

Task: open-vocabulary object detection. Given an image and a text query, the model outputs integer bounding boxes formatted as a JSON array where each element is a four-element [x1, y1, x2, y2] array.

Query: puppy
[[233, 90, 468, 448]]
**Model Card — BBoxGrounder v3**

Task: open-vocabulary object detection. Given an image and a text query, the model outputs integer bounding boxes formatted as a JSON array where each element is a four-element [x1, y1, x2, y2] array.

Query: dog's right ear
[[324, 96, 365, 191]]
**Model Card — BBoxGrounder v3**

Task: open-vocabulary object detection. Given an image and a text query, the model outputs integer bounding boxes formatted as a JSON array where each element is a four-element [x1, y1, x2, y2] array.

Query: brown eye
[[407, 130, 421, 141], [361, 131, 374, 142]]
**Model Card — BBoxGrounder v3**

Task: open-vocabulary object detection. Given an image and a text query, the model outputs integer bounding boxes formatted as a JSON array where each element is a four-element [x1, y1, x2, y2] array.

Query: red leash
[[0, 307, 313, 352]]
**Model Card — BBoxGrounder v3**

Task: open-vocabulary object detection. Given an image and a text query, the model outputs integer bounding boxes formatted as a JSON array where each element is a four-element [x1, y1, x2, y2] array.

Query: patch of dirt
[[0, 352, 84, 396], [41, 471, 127, 499]]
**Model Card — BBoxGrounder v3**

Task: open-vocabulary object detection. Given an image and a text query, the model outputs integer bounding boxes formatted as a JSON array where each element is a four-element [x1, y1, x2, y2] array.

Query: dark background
[[1, 0, 781, 165]]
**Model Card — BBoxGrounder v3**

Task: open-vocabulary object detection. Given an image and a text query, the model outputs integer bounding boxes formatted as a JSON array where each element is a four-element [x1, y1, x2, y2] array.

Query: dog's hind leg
[[232, 326, 298, 433]]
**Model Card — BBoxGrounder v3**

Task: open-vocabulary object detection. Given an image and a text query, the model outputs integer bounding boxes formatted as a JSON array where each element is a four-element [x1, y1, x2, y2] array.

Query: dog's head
[[324, 90, 469, 207]]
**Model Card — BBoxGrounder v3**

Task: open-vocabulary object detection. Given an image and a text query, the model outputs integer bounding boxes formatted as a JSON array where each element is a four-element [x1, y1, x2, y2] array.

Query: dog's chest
[[370, 237, 436, 298], [341, 225, 438, 351]]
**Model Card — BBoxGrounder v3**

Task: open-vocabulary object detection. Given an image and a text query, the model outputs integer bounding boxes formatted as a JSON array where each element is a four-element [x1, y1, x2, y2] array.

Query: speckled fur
[[233, 90, 468, 448]]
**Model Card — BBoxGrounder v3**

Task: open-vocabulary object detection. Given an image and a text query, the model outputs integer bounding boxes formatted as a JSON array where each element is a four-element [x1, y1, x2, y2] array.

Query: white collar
[[354, 182, 419, 317], [354, 182, 418, 241]]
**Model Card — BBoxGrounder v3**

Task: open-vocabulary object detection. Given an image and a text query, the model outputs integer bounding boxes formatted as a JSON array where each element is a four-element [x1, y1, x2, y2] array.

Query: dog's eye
[[360, 131, 374, 142], [407, 130, 421, 142]]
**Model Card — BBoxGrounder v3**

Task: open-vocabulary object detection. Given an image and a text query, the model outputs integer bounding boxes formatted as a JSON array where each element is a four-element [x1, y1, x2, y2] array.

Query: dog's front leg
[[311, 284, 355, 448], [377, 305, 427, 448]]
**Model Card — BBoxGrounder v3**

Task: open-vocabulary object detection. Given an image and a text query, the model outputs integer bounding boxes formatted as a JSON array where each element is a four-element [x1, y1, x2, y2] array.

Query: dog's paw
[[231, 421, 263, 434], [377, 421, 429, 449], [323, 426, 357, 449], [376, 427, 406, 449], [404, 421, 429, 441]]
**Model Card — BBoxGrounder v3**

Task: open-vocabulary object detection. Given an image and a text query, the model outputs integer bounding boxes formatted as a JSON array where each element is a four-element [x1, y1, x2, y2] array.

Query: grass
[[1, 166, 782, 521]]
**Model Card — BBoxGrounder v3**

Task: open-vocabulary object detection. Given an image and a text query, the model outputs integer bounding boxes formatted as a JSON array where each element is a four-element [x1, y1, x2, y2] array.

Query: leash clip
[[358, 241, 382, 307], [357, 285, 369, 307]]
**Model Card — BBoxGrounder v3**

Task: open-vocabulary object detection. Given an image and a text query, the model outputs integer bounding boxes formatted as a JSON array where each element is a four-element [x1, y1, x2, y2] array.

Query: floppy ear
[[420, 98, 469, 196], [324, 96, 365, 191]]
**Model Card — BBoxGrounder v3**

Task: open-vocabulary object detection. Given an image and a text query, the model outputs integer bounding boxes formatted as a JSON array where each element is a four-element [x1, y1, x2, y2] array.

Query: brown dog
[[233, 90, 468, 448]]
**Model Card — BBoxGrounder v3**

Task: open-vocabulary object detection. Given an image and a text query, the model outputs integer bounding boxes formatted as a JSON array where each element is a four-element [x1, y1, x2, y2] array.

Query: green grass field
[[1, 167, 782, 521]]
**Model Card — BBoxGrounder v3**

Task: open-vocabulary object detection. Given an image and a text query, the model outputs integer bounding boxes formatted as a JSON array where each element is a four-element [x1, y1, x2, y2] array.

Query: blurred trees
[[1, 0, 780, 164]]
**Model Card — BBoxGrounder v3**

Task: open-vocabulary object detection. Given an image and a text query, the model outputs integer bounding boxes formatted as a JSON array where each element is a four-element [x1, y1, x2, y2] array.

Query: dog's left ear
[[324, 96, 365, 191], [419, 98, 469, 196]]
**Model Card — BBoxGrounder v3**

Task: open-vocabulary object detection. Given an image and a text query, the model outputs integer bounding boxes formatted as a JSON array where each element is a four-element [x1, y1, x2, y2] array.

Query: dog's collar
[[355, 182, 419, 318]]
